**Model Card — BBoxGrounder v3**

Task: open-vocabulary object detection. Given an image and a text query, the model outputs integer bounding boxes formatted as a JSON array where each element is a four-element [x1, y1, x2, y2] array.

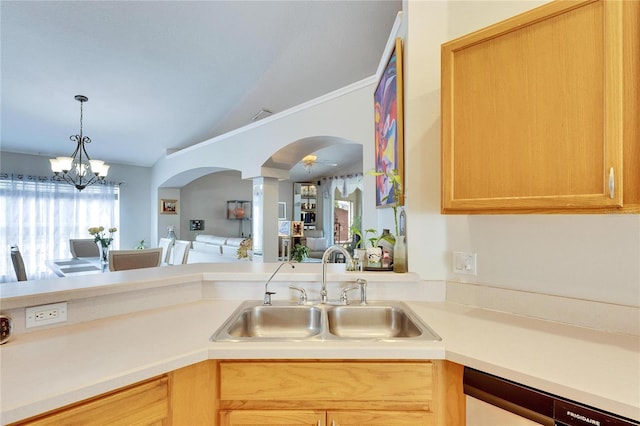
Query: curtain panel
[[321, 173, 363, 247], [1, 174, 119, 282]]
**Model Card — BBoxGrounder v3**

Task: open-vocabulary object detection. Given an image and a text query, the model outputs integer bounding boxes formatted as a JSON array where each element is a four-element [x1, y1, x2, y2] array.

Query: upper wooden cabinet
[[441, 0, 639, 214]]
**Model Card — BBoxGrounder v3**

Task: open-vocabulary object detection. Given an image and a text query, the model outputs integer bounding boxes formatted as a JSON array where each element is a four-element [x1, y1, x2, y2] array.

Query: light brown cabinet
[[441, 0, 639, 214], [12, 376, 170, 426], [10, 360, 464, 426], [220, 409, 325, 425], [220, 410, 431, 425], [218, 360, 464, 426]]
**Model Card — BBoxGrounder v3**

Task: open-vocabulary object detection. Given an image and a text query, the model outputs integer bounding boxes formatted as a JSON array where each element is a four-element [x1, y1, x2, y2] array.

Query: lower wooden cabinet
[[220, 410, 433, 425], [218, 360, 464, 426], [10, 360, 464, 426], [220, 409, 325, 425], [13, 376, 169, 426]]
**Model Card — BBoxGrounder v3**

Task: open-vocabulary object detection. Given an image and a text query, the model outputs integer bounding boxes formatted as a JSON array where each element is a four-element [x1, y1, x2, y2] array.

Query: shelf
[[294, 182, 318, 232]]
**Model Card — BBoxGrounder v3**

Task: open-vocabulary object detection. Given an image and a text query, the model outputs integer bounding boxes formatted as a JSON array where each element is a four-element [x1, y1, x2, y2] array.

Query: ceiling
[[1, 0, 401, 180]]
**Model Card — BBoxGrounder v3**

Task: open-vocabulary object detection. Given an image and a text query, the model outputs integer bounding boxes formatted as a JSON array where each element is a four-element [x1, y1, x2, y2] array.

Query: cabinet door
[[441, 0, 624, 212], [219, 361, 432, 411], [220, 410, 325, 426], [329, 410, 434, 426], [17, 377, 169, 426]]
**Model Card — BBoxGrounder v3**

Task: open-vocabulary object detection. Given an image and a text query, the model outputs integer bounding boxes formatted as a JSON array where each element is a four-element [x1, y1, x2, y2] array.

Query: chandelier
[[49, 95, 109, 191]]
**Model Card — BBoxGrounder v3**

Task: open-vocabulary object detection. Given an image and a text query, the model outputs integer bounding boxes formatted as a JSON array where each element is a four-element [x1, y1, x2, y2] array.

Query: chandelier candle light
[[50, 95, 109, 191]]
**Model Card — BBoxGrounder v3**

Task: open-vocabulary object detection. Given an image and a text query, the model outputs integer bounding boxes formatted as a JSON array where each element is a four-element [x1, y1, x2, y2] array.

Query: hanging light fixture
[[50, 95, 109, 191], [302, 154, 317, 173]]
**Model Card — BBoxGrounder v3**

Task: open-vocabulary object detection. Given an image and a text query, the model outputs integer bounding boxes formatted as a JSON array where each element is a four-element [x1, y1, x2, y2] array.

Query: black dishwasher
[[463, 367, 639, 426]]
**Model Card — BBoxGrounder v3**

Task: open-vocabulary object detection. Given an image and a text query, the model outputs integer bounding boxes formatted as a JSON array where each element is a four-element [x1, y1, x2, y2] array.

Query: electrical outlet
[[453, 252, 477, 275], [26, 302, 68, 328]]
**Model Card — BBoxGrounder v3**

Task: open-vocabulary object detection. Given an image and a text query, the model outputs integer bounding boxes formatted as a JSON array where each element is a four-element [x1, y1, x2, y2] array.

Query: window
[[334, 199, 353, 244], [1, 174, 119, 282]]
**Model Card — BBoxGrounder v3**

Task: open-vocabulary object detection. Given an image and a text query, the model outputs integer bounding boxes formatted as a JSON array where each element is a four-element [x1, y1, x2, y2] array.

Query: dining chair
[[69, 239, 100, 258], [169, 240, 191, 265], [10, 245, 27, 281], [108, 248, 163, 272], [157, 238, 174, 264]]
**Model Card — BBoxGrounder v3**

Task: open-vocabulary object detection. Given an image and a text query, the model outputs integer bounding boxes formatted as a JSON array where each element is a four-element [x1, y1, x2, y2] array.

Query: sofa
[[303, 229, 329, 259], [187, 234, 250, 263]]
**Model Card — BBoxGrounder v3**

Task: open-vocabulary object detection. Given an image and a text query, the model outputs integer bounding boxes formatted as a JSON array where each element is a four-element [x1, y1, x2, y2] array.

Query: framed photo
[[160, 199, 178, 214], [291, 221, 304, 237], [278, 220, 291, 237], [189, 219, 204, 231], [374, 37, 404, 208], [278, 202, 287, 220]]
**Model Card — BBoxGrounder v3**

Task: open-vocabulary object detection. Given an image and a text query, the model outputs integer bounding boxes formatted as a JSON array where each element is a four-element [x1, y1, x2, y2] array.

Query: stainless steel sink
[[223, 304, 323, 340], [211, 300, 441, 342], [327, 305, 424, 339]]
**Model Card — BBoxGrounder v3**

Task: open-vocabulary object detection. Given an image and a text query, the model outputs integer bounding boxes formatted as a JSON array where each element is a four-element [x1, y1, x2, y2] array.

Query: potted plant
[[350, 226, 394, 267], [290, 243, 309, 262], [368, 168, 407, 272]]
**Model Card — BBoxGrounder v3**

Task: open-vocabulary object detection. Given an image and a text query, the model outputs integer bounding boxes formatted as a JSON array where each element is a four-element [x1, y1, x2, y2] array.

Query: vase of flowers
[[236, 238, 253, 260], [89, 226, 117, 264]]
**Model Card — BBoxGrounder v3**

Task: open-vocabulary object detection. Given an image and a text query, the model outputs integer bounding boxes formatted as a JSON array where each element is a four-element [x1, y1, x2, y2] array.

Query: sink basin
[[327, 305, 424, 339], [223, 305, 322, 339], [211, 301, 441, 342]]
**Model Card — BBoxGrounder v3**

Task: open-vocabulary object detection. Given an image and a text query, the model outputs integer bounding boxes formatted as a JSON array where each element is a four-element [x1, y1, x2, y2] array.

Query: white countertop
[[0, 266, 638, 424]]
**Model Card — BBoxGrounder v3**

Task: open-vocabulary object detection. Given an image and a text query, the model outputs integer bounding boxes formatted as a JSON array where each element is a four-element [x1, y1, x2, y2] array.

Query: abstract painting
[[374, 37, 404, 208]]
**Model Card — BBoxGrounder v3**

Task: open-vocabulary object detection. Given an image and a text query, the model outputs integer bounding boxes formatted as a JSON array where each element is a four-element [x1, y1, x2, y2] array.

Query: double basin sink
[[211, 300, 441, 342]]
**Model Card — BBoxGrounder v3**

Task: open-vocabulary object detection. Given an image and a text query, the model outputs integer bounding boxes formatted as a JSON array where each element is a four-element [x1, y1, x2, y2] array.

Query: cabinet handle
[[609, 167, 615, 199]]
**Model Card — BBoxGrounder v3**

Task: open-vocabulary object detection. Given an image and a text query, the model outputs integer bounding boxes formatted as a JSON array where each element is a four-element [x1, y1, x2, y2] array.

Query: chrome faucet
[[263, 261, 295, 305], [321, 245, 354, 303]]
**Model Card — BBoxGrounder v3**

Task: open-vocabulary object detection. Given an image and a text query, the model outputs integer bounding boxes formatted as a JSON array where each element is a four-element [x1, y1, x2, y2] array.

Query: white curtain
[[1, 174, 119, 282], [321, 174, 362, 246]]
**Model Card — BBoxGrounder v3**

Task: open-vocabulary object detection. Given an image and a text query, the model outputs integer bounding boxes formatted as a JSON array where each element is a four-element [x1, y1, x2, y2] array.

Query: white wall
[[0, 151, 152, 250], [150, 80, 377, 245], [179, 171, 253, 239], [404, 0, 639, 307], [143, 0, 639, 309]]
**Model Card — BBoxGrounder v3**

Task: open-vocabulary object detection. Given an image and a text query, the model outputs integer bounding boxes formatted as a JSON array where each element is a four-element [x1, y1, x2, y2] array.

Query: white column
[[252, 177, 280, 262]]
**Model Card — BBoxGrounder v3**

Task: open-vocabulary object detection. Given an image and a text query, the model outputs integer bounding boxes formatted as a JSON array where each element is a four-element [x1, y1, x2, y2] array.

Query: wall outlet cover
[[26, 302, 68, 328]]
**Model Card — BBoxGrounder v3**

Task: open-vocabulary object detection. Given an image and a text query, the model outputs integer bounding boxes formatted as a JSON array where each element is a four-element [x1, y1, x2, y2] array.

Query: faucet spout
[[263, 261, 295, 305], [321, 245, 354, 303]]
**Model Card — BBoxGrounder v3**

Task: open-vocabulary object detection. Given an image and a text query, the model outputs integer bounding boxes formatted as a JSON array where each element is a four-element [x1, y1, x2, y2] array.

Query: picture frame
[[291, 221, 304, 237], [278, 202, 287, 220], [374, 37, 404, 208], [189, 219, 204, 231], [278, 220, 291, 237], [160, 199, 178, 214]]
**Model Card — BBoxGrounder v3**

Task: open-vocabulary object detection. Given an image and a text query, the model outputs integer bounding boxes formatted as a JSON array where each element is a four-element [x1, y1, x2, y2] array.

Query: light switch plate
[[453, 252, 477, 275]]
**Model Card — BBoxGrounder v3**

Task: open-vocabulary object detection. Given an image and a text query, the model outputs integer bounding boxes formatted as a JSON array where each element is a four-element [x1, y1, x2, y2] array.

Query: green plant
[[368, 168, 403, 237], [351, 227, 394, 249], [290, 243, 309, 262], [349, 216, 363, 250], [135, 240, 145, 250]]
